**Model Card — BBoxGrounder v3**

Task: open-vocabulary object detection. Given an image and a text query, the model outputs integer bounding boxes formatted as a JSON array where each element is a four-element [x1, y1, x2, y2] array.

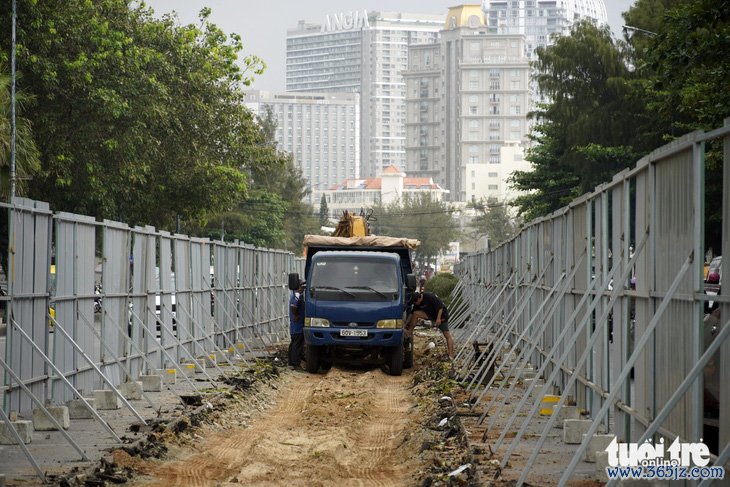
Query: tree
[[0, 66, 40, 201], [319, 194, 329, 228], [469, 199, 520, 249], [0, 1, 267, 229], [197, 100, 319, 252], [0, 67, 41, 275], [370, 193, 458, 270], [640, 0, 730, 251], [510, 21, 662, 219]]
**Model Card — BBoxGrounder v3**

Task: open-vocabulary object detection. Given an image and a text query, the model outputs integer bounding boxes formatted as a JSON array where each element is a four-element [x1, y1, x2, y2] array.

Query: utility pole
[[10, 0, 17, 200]]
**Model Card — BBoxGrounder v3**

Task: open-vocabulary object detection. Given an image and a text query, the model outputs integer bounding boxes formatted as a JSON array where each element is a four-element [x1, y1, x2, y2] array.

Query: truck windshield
[[311, 257, 398, 298]]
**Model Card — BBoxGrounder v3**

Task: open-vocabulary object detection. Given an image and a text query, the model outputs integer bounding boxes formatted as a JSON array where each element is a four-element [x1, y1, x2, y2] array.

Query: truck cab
[[289, 235, 418, 376]]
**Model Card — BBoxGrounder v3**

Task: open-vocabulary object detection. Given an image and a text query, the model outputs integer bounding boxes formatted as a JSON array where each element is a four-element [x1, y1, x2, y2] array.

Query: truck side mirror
[[406, 273, 417, 292], [288, 273, 300, 291]]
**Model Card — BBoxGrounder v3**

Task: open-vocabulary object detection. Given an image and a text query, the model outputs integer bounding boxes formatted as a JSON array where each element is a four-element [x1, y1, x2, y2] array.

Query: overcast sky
[[143, 0, 636, 91]]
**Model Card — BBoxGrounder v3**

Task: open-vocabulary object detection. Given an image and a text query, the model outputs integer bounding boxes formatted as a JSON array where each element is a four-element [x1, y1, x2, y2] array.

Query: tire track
[[131, 366, 421, 487]]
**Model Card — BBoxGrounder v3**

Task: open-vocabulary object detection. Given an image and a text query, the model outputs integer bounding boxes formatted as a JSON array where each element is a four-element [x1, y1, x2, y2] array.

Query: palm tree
[[0, 67, 40, 201]]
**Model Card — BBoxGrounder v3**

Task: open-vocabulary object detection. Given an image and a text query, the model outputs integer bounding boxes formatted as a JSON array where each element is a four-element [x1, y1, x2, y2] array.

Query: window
[[469, 155, 479, 164], [510, 105, 521, 115], [488, 184, 498, 190], [488, 172, 498, 177], [469, 145, 479, 154]]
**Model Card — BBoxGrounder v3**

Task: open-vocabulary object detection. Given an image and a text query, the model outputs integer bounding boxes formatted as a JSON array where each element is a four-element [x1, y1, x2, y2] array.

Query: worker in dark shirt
[[406, 291, 455, 358], [288, 280, 305, 369]]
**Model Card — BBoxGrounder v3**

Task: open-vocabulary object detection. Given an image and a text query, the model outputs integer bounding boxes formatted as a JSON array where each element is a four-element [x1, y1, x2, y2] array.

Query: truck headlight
[[376, 319, 403, 329], [305, 317, 330, 327]]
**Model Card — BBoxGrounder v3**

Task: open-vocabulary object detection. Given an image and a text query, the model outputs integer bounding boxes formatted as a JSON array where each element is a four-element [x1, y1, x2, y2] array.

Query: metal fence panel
[[7, 199, 52, 412], [453, 120, 730, 483], [101, 221, 131, 388], [53, 213, 96, 402], [131, 226, 157, 374]]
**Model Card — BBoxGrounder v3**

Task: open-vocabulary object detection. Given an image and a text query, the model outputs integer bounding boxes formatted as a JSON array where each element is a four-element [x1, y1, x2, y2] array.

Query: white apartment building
[[286, 11, 443, 179], [482, 0, 608, 61], [312, 165, 449, 219], [404, 5, 532, 203], [244, 91, 360, 203]]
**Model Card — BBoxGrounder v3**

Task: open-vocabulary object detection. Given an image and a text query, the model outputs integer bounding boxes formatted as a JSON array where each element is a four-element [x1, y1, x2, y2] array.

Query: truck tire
[[388, 344, 404, 376], [403, 337, 414, 369], [305, 345, 321, 373]]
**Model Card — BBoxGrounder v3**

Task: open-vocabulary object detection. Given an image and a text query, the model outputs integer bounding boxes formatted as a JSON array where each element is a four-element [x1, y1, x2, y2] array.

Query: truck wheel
[[403, 337, 414, 369], [305, 345, 321, 373], [388, 344, 404, 376]]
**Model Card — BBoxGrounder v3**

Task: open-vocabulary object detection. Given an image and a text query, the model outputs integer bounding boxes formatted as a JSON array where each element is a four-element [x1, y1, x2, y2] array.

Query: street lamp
[[622, 25, 657, 37]]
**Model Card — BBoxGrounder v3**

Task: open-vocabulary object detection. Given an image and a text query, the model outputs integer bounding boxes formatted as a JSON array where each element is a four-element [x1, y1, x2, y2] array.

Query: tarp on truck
[[303, 235, 420, 249]]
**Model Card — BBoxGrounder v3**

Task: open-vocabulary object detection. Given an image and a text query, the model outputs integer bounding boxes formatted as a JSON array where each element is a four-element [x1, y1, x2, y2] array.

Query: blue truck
[[288, 235, 419, 376]]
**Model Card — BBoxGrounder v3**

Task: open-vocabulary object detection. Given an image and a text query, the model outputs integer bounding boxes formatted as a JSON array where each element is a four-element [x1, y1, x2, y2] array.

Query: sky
[[142, 0, 636, 91]]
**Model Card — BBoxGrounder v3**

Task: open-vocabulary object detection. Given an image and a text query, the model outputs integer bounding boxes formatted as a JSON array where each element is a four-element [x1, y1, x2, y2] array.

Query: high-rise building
[[404, 5, 532, 203], [286, 11, 443, 179], [244, 90, 360, 204], [482, 0, 608, 61]]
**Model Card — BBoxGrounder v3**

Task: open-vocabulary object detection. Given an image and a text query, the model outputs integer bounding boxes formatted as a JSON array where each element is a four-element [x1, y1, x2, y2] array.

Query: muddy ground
[[55, 330, 510, 487]]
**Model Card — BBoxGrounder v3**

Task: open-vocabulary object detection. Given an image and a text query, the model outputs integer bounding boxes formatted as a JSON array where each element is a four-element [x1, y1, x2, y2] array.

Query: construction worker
[[288, 280, 305, 369], [406, 291, 455, 358]]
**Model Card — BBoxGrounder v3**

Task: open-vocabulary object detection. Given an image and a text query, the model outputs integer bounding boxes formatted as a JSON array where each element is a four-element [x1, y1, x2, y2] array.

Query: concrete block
[[540, 394, 560, 415], [552, 405, 581, 428], [583, 433, 616, 462], [563, 419, 593, 444], [202, 353, 217, 367], [0, 420, 33, 444], [32, 406, 70, 431], [182, 362, 198, 377], [141, 374, 162, 392], [595, 451, 609, 482], [213, 350, 229, 363], [524, 378, 545, 393], [522, 367, 537, 379], [119, 381, 143, 400], [160, 368, 177, 385], [182, 360, 206, 376], [67, 399, 95, 419], [94, 390, 120, 410]]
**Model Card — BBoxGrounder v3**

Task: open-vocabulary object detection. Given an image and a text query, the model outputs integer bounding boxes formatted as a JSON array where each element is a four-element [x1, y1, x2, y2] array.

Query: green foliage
[[0, 0, 267, 228], [425, 273, 458, 307], [0, 67, 40, 200], [642, 0, 730, 134], [511, 20, 664, 219], [467, 198, 520, 249], [370, 193, 458, 269], [198, 103, 318, 252], [319, 194, 329, 227]]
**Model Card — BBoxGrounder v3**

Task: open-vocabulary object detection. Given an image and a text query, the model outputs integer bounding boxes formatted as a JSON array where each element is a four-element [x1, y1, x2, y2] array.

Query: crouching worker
[[288, 280, 305, 369], [406, 291, 455, 359]]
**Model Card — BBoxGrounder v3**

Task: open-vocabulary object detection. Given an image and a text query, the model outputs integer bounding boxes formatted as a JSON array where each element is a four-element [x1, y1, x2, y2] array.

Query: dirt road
[[121, 364, 428, 487]]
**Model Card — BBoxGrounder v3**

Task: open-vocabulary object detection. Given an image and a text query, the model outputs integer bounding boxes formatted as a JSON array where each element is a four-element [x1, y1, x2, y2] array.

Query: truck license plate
[[340, 329, 367, 337]]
